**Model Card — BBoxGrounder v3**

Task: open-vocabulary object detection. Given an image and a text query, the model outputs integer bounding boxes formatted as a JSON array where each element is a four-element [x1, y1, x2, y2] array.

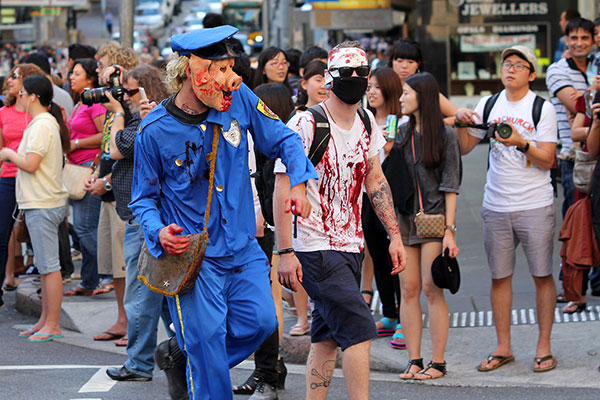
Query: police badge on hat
[[222, 120, 241, 147]]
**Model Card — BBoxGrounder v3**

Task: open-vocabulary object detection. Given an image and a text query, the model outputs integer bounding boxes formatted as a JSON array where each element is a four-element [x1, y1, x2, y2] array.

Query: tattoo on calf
[[309, 360, 335, 390], [369, 178, 400, 236]]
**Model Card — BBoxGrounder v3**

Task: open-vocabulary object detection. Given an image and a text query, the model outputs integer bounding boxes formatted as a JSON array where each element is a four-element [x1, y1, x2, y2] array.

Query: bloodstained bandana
[[325, 47, 369, 84]]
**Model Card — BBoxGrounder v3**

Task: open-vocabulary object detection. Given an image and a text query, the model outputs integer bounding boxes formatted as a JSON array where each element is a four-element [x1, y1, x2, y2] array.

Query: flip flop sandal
[[93, 331, 125, 341], [376, 317, 398, 336], [115, 337, 128, 347], [289, 323, 310, 336], [28, 333, 64, 343], [476, 354, 515, 372], [2, 284, 17, 292], [533, 355, 556, 373], [64, 285, 94, 296], [399, 358, 424, 380], [19, 328, 38, 338], [390, 324, 406, 349], [414, 361, 447, 380], [91, 285, 114, 296]]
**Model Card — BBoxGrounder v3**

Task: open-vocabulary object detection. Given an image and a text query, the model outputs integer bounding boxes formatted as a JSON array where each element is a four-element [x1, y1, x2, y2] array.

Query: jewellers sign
[[451, 1, 549, 22]]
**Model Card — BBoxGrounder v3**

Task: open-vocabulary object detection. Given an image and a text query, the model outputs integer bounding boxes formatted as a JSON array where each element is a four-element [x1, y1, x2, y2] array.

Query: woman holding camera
[[395, 72, 461, 380], [0, 74, 71, 341], [64, 58, 106, 296]]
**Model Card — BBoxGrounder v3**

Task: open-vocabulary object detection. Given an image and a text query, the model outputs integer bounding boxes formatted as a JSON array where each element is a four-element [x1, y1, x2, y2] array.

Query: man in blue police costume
[[128, 26, 317, 399]]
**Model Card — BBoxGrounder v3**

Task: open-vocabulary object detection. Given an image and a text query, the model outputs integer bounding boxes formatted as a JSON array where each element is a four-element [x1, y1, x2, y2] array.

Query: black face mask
[[331, 77, 368, 105]]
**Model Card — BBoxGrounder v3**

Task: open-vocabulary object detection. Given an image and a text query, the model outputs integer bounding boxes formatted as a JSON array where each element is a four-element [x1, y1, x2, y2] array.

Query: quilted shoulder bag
[[137, 125, 220, 296], [411, 133, 445, 238]]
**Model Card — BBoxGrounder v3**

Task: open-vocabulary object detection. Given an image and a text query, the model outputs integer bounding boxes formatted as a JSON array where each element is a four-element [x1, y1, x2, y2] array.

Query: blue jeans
[[123, 218, 171, 377], [0, 177, 16, 290], [561, 159, 575, 218], [69, 160, 101, 290]]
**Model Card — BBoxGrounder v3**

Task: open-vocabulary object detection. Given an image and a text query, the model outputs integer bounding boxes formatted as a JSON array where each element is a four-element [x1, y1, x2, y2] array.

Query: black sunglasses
[[126, 88, 139, 96], [331, 66, 370, 78]]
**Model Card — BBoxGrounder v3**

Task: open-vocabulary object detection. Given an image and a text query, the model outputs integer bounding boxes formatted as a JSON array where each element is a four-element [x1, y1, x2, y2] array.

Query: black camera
[[81, 66, 125, 106], [455, 121, 513, 139]]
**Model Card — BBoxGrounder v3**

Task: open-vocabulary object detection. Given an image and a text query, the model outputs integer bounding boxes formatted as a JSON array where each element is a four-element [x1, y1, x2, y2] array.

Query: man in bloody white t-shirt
[[274, 42, 406, 399]]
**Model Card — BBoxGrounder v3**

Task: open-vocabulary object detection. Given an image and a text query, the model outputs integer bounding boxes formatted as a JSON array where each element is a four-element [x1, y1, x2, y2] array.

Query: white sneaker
[[249, 382, 278, 400]]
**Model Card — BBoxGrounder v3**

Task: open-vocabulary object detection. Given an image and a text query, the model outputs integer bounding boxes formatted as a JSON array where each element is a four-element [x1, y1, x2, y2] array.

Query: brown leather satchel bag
[[410, 132, 445, 238], [137, 125, 219, 296]]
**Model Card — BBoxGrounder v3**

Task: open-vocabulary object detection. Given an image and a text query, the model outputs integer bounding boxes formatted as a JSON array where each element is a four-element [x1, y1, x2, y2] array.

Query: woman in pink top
[[0, 63, 44, 296], [64, 58, 106, 295]]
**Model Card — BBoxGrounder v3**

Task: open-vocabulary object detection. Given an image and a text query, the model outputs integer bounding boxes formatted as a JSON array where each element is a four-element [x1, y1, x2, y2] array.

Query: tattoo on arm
[[181, 104, 200, 115], [368, 177, 401, 237], [309, 360, 335, 390]]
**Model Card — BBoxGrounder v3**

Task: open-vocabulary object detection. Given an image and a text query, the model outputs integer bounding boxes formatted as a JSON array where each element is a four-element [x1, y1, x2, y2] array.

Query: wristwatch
[[102, 176, 112, 191], [445, 224, 457, 233], [277, 248, 295, 255], [517, 141, 530, 153]]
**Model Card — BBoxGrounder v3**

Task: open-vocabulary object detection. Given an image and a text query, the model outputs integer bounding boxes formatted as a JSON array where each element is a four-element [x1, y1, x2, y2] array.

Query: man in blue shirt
[[129, 26, 317, 399]]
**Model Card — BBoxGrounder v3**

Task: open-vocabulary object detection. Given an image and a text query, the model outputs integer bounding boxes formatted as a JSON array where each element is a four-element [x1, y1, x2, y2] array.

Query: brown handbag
[[13, 209, 30, 243], [137, 125, 220, 296], [411, 133, 445, 238]]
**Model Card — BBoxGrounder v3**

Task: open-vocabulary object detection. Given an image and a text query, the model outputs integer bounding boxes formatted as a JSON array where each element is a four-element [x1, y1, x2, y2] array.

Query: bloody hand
[[159, 224, 190, 256]]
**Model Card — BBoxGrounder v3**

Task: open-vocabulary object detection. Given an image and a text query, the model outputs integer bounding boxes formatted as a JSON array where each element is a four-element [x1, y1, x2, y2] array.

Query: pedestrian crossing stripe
[[369, 292, 600, 328]]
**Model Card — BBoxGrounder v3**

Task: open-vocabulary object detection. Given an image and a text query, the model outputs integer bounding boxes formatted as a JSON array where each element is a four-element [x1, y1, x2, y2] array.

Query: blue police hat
[[171, 25, 239, 59]]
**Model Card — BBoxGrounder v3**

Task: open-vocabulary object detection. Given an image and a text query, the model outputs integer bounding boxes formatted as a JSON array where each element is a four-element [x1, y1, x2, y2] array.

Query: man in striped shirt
[[546, 17, 595, 216]]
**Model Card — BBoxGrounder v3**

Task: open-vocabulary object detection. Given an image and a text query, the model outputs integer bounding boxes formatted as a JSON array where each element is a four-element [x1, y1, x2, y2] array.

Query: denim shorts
[[24, 206, 66, 275], [296, 250, 377, 350]]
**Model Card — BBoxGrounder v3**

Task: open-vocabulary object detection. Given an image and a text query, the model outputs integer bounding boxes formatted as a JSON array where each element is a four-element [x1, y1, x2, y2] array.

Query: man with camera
[[455, 46, 559, 373], [83, 43, 138, 348]]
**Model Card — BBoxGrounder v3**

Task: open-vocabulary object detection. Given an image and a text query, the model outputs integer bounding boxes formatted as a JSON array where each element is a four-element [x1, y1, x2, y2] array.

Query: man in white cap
[[454, 45, 559, 373], [274, 41, 406, 399]]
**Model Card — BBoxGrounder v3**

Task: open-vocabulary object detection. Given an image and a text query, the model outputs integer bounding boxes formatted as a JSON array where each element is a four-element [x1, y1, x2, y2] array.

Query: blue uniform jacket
[[129, 83, 317, 260]]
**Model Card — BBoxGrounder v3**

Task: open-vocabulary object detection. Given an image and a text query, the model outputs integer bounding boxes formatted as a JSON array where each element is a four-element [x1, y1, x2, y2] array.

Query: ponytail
[[48, 102, 71, 155]]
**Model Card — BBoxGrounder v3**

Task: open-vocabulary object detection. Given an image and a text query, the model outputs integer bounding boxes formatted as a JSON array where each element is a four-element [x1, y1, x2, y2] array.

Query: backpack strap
[[482, 92, 500, 124], [306, 105, 330, 167], [306, 105, 373, 167], [356, 107, 372, 138], [532, 95, 545, 130]]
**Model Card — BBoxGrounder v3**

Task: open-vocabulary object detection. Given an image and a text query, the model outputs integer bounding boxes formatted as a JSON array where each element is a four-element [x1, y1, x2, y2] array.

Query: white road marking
[[0, 365, 116, 370], [79, 367, 117, 393], [460, 312, 467, 327], [528, 308, 536, 324], [487, 310, 493, 326], [511, 309, 518, 325], [478, 311, 484, 326], [452, 312, 458, 327], [469, 311, 476, 327]]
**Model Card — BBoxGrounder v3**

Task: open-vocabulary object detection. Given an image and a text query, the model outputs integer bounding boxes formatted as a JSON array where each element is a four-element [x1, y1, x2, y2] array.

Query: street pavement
[[4, 144, 600, 399]]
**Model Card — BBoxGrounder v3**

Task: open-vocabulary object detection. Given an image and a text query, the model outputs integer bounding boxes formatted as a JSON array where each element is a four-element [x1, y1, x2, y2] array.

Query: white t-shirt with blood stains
[[274, 106, 386, 253]]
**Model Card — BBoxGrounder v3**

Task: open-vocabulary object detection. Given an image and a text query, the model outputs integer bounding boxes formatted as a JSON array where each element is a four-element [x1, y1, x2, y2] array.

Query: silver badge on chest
[[222, 120, 241, 148]]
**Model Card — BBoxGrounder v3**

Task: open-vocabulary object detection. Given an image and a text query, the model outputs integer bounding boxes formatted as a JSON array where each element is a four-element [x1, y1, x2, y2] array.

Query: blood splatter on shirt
[[274, 107, 386, 253]]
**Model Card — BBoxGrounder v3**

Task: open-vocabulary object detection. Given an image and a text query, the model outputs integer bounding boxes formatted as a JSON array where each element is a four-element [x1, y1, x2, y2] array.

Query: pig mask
[[188, 54, 242, 112]]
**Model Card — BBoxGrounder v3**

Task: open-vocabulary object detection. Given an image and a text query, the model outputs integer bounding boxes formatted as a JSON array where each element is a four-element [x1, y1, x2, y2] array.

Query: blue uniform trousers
[[167, 242, 276, 400]]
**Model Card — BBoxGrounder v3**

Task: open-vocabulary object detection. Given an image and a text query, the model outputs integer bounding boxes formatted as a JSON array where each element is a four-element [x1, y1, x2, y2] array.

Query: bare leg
[[479, 275, 513, 369], [533, 275, 556, 370], [361, 246, 374, 305], [270, 255, 284, 341], [342, 340, 370, 400], [291, 285, 310, 333], [4, 232, 16, 287], [306, 339, 337, 400], [398, 245, 423, 378], [414, 242, 448, 379], [29, 271, 63, 341]]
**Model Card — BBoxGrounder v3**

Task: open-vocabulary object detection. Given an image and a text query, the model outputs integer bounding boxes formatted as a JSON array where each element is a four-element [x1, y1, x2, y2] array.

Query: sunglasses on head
[[331, 66, 370, 78], [125, 88, 139, 96], [10, 71, 19, 79]]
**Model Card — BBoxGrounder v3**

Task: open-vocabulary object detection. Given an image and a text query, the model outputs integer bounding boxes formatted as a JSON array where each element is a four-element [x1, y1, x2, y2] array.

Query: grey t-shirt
[[395, 122, 462, 216], [53, 84, 74, 119]]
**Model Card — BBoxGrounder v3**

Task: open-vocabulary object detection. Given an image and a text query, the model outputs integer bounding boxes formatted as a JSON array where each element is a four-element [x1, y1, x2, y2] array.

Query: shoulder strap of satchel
[[356, 107, 372, 138], [307, 105, 330, 167], [482, 93, 500, 124], [410, 132, 424, 214], [202, 125, 220, 234]]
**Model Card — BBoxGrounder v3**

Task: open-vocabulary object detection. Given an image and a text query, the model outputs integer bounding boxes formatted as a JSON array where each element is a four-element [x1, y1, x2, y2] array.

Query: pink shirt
[[0, 106, 32, 178], [67, 102, 106, 165]]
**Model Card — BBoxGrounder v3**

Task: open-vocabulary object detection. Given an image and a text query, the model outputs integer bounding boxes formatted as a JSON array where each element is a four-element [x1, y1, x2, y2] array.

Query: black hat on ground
[[431, 248, 460, 295]]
